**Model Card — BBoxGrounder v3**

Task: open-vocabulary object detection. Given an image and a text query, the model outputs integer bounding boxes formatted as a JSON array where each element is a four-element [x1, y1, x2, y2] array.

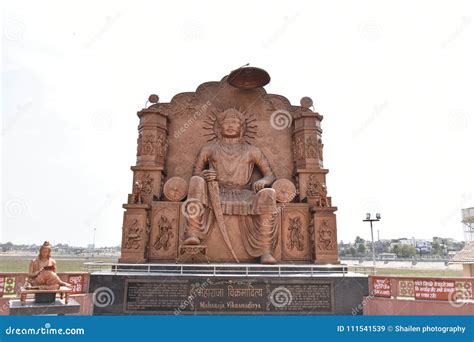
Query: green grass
[[0, 255, 118, 273]]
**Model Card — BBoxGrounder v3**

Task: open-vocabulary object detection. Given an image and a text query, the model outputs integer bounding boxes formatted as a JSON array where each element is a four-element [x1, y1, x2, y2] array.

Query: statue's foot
[[260, 253, 277, 264], [183, 236, 200, 245]]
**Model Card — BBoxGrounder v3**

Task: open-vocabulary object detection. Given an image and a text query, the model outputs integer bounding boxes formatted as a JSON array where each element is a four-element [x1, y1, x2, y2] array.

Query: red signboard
[[372, 277, 391, 298], [67, 274, 87, 294], [413, 279, 473, 301]]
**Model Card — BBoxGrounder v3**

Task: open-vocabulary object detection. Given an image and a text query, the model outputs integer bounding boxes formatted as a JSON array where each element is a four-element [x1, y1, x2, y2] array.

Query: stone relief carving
[[156, 134, 166, 157], [286, 216, 304, 251], [153, 215, 175, 251], [318, 138, 324, 161], [140, 172, 154, 195], [317, 219, 334, 251], [124, 219, 142, 249], [307, 174, 328, 207], [142, 134, 156, 155], [295, 137, 305, 160], [136, 133, 142, 156], [305, 135, 318, 159]]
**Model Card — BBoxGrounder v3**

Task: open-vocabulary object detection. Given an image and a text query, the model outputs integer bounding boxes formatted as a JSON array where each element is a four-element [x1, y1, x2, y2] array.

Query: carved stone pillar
[[312, 207, 339, 264], [293, 111, 323, 170], [119, 204, 150, 263], [129, 107, 168, 204]]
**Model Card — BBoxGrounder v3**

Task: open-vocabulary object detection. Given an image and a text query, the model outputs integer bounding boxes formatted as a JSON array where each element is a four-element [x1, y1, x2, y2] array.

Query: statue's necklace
[[217, 141, 243, 176]]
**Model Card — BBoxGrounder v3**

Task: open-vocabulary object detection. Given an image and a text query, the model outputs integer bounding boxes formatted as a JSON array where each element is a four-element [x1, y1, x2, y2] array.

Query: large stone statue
[[26, 241, 71, 290], [182, 108, 279, 264], [119, 67, 340, 266]]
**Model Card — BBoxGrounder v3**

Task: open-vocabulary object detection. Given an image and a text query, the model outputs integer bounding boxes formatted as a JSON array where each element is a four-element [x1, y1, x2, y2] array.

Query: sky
[[1, 0, 473, 247]]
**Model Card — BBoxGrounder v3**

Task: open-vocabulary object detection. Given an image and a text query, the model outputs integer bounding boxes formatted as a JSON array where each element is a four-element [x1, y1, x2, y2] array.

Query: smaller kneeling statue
[[25, 241, 71, 290]]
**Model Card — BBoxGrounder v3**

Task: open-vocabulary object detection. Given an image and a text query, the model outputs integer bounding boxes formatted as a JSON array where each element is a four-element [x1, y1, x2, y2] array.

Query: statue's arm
[[253, 148, 276, 185], [192, 146, 210, 176], [28, 260, 39, 278]]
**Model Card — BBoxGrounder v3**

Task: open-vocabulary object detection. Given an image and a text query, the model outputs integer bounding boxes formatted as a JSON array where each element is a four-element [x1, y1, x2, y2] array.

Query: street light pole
[[363, 213, 381, 268]]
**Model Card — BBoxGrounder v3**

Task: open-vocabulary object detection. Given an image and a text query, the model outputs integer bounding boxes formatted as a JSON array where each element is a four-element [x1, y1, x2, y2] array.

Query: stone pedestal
[[9, 299, 81, 316], [89, 272, 368, 315]]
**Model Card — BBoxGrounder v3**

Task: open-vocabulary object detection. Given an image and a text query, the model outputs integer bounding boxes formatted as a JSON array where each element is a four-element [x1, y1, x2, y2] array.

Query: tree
[[431, 242, 443, 256], [391, 244, 416, 257], [357, 244, 366, 254], [391, 245, 400, 255], [400, 245, 416, 257], [349, 247, 356, 257]]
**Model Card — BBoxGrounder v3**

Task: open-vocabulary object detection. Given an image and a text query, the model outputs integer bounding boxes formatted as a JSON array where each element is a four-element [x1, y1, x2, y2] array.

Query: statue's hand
[[253, 179, 267, 192], [201, 169, 218, 182]]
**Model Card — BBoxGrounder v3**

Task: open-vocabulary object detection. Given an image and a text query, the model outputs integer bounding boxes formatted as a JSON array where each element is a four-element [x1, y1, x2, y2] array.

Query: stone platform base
[[9, 299, 80, 316], [89, 271, 368, 315]]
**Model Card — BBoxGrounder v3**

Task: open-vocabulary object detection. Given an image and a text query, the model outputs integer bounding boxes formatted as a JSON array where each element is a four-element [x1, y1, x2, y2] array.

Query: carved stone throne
[[119, 68, 339, 264]]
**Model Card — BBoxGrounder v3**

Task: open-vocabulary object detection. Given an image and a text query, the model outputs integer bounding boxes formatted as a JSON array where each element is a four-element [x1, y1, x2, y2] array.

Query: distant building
[[462, 207, 474, 241], [450, 241, 474, 277], [379, 253, 397, 260]]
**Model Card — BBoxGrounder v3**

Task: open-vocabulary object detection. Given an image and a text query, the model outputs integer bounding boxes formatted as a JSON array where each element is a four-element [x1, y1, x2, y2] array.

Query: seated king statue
[[183, 108, 279, 264]]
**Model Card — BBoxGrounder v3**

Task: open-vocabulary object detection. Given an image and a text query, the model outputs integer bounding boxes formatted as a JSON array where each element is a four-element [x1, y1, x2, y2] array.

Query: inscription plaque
[[124, 278, 334, 314]]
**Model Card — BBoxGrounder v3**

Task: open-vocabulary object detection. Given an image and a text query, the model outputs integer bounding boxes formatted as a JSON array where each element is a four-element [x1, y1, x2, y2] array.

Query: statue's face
[[220, 117, 242, 138], [40, 247, 50, 259]]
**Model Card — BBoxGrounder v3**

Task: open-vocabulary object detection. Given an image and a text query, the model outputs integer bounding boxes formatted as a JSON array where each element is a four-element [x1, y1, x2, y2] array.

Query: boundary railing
[[83, 262, 354, 277]]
